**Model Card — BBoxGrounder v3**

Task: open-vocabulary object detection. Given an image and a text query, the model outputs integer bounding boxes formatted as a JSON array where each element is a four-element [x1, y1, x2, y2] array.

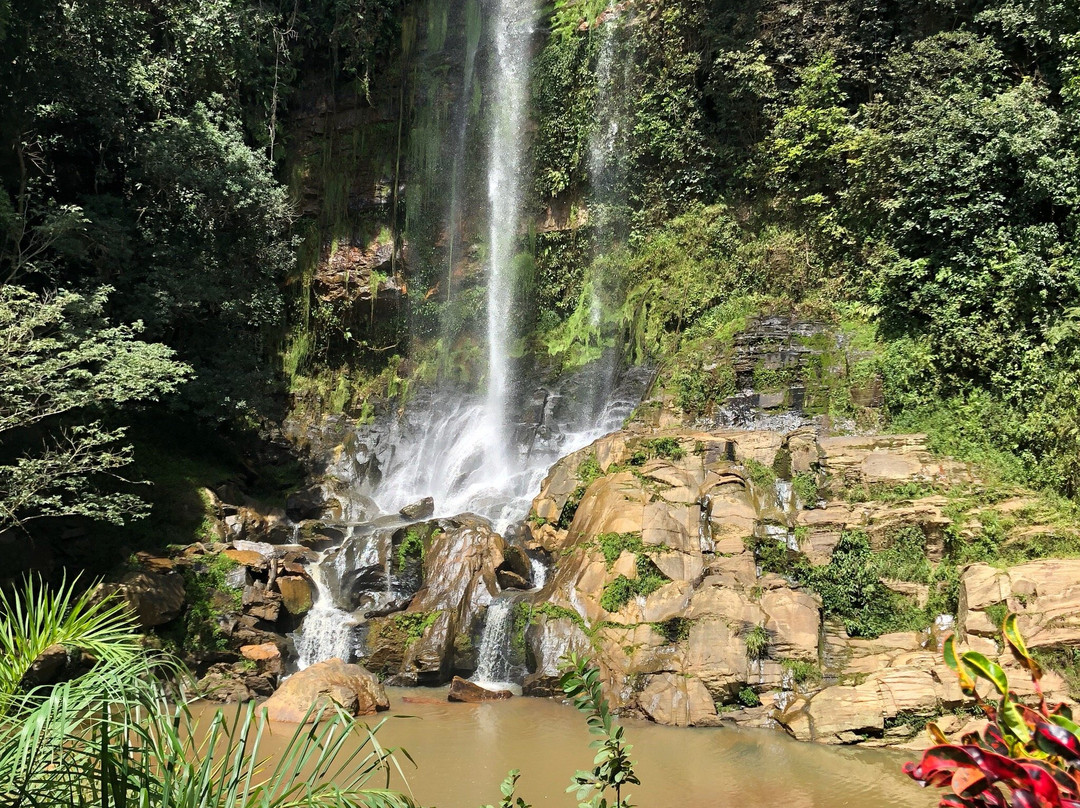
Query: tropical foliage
[[0, 577, 416, 808], [0, 286, 188, 531], [905, 615, 1080, 808]]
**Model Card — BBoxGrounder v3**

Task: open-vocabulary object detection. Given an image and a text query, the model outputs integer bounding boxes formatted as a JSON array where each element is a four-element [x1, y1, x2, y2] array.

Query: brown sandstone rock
[[197, 663, 255, 704], [241, 642, 283, 676], [275, 575, 314, 615], [223, 549, 267, 569], [567, 473, 648, 545], [97, 570, 186, 628], [637, 673, 716, 726], [448, 676, 513, 702], [262, 659, 389, 723], [760, 588, 820, 660]]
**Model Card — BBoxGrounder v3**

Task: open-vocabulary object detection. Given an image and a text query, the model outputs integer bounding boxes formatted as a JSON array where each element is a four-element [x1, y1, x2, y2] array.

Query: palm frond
[[0, 576, 417, 808]]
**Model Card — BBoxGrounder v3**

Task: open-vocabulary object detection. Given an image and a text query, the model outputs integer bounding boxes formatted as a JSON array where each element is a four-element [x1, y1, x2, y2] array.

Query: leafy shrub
[[743, 458, 777, 488], [781, 658, 822, 685], [792, 472, 819, 507], [802, 531, 930, 637], [599, 558, 668, 613], [737, 686, 762, 707], [0, 578, 413, 807], [394, 611, 439, 644], [595, 532, 646, 566], [174, 553, 242, 653], [396, 528, 426, 571], [561, 655, 640, 808], [532, 602, 587, 629], [629, 437, 686, 465], [558, 455, 605, 530], [653, 617, 693, 644], [904, 615, 1080, 808]]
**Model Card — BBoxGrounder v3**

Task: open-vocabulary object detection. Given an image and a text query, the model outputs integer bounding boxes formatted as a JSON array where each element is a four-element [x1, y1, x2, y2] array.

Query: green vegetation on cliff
[[6, 0, 1080, 565], [528, 0, 1080, 502]]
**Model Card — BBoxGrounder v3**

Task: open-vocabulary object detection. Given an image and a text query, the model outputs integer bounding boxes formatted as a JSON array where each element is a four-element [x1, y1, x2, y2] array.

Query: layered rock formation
[[120, 405, 1080, 749], [521, 426, 1078, 745]]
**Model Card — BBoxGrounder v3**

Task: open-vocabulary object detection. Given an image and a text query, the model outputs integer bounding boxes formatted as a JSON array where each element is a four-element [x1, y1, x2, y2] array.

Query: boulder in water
[[262, 658, 389, 723], [496, 569, 532, 590], [399, 497, 435, 520], [447, 676, 513, 702]]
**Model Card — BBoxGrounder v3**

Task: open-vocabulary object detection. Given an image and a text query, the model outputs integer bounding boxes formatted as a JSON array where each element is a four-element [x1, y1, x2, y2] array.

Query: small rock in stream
[[399, 497, 435, 520], [447, 676, 513, 702]]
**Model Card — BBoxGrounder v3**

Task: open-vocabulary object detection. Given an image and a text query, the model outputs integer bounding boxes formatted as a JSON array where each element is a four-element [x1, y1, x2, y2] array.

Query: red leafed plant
[[904, 614, 1080, 808]]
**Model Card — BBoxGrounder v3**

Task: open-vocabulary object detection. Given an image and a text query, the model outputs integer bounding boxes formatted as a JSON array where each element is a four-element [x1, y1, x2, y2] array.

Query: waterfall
[[588, 4, 632, 253], [441, 0, 482, 308], [484, 0, 536, 474], [363, 366, 651, 531], [473, 597, 518, 688], [293, 556, 356, 669]]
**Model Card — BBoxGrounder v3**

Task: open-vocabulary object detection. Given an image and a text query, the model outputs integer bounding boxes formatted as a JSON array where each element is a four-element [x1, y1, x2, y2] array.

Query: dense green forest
[[2, 0, 1079, 549]]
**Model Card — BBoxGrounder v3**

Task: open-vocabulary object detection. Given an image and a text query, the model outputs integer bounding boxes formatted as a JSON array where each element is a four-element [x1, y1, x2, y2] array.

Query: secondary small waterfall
[[294, 556, 356, 669], [472, 598, 518, 688], [441, 0, 482, 308], [589, 4, 633, 254]]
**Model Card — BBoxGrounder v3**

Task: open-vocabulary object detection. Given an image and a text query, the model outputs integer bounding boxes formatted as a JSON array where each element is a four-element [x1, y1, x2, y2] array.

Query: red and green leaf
[[1004, 615, 1042, 681], [962, 652, 1011, 697], [1035, 724, 1080, 766]]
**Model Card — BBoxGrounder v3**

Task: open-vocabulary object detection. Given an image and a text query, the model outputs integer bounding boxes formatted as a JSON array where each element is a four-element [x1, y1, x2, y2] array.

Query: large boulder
[[448, 676, 513, 702], [97, 570, 186, 628], [637, 673, 717, 727], [285, 487, 341, 522], [262, 658, 389, 723], [275, 575, 314, 616], [400, 497, 435, 520]]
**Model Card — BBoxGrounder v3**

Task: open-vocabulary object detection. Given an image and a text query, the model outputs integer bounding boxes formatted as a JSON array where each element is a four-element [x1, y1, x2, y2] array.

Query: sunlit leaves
[[905, 617, 1080, 808]]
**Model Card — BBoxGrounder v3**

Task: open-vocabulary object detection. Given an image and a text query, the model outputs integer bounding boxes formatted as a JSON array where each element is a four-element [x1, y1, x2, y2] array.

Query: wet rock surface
[[519, 426, 1078, 746], [130, 370, 1080, 749], [448, 676, 514, 702]]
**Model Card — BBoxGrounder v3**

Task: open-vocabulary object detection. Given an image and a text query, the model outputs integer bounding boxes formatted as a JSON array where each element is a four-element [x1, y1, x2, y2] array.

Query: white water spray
[[293, 557, 356, 669], [484, 0, 536, 474]]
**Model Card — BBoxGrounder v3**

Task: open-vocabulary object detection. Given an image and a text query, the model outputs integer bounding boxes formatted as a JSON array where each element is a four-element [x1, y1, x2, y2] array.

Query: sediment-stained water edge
[[193, 692, 933, 808]]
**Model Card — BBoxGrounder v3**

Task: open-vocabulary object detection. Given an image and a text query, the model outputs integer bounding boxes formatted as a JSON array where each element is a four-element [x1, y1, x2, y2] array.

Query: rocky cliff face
[[519, 426, 1079, 746], [128, 374, 1080, 749]]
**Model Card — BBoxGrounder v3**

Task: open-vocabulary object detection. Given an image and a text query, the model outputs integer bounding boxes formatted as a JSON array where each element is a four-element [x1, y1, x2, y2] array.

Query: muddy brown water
[[194, 687, 935, 808]]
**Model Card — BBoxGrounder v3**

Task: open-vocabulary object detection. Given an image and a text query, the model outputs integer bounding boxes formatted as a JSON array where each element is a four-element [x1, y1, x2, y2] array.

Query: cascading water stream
[[294, 554, 356, 670], [472, 598, 518, 689], [483, 0, 536, 475], [588, 4, 633, 253]]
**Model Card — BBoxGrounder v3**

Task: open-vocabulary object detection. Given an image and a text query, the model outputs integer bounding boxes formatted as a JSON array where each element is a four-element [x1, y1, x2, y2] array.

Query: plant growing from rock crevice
[[599, 557, 668, 613], [396, 527, 426, 572], [745, 624, 769, 660], [558, 455, 605, 530]]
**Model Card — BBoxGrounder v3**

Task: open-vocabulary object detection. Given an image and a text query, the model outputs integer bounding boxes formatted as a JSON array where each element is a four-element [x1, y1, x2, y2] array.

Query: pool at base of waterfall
[[191, 689, 933, 808]]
